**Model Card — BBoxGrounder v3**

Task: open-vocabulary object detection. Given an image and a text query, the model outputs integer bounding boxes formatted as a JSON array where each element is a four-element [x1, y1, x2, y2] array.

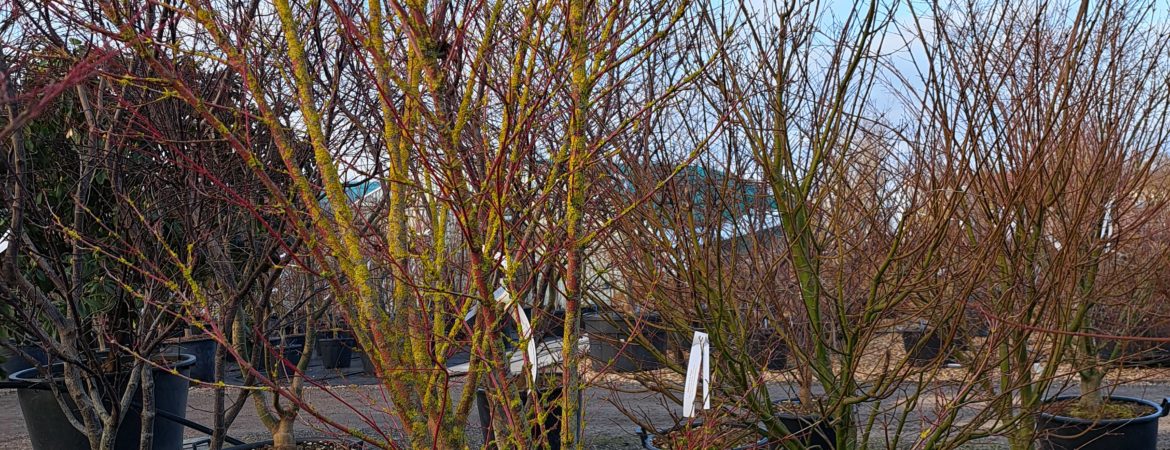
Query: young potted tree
[[675, 3, 978, 448], [1034, 124, 1170, 448], [0, 46, 207, 449], [77, 0, 731, 447], [909, 2, 1170, 448]]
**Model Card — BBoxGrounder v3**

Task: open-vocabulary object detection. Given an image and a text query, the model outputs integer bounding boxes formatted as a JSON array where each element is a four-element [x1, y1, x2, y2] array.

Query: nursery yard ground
[[4, 334, 1170, 449], [3, 368, 1170, 449]]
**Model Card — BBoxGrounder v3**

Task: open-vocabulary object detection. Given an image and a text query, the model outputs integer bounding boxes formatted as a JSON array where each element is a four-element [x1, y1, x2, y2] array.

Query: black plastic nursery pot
[[475, 374, 582, 450], [274, 334, 307, 363], [0, 344, 49, 380], [264, 334, 307, 378], [502, 307, 568, 350], [1035, 396, 1170, 450], [963, 308, 991, 338], [900, 328, 966, 367], [637, 422, 769, 450], [9, 353, 196, 450], [901, 329, 945, 366], [1098, 339, 1170, 367], [1097, 319, 1170, 367], [163, 335, 219, 382], [358, 350, 377, 375], [525, 308, 569, 341], [315, 330, 351, 355], [750, 331, 788, 370], [583, 312, 666, 373], [498, 308, 570, 349], [700, 330, 788, 373], [317, 336, 354, 369], [770, 400, 837, 450]]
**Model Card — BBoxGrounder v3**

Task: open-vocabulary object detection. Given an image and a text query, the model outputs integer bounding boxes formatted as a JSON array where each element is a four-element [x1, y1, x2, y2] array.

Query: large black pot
[[263, 334, 307, 379], [583, 313, 666, 373], [315, 331, 350, 356], [358, 350, 376, 375], [1097, 319, 1170, 367], [475, 374, 582, 450], [1036, 396, 1169, 450], [750, 331, 788, 371], [10, 353, 196, 450], [701, 330, 787, 374], [531, 309, 568, 340], [901, 329, 944, 366], [1, 344, 49, 380], [164, 336, 219, 382], [1098, 340, 1170, 367], [637, 422, 769, 449], [317, 336, 354, 369], [771, 400, 837, 450], [901, 328, 964, 367]]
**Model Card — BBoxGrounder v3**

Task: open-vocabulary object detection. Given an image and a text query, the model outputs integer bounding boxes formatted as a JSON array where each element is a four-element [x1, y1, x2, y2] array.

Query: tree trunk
[[1077, 368, 1106, 414], [271, 418, 296, 450], [139, 366, 155, 450]]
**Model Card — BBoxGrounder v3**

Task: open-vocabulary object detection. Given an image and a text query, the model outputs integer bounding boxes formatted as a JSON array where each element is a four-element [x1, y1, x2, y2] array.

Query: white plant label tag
[[682, 331, 710, 418], [464, 303, 478, 322], [494, 287, 538, 382]]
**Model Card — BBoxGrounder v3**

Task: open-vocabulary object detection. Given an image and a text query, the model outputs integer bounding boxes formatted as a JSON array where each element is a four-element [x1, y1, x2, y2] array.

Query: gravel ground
[[3, 355, 1170, 449]]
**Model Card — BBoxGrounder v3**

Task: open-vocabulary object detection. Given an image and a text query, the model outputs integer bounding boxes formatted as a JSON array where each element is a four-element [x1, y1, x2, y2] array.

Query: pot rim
[[164, 334, 219, 344], [223, 438, 362, 450], [8, 352, 196, 383], [1038, 395, 1169, 425]]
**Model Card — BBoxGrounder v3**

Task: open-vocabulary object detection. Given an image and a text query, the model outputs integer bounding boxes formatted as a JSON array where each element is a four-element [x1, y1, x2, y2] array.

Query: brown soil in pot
[[772, 399, 821, 416], [651, 423, 762, 449], [1047, 398, 1156, 420]]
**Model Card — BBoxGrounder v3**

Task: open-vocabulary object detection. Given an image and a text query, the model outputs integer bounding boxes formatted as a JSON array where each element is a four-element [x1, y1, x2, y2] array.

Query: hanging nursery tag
[[494, 287, 538, 383], [682, 331, 711, 418]]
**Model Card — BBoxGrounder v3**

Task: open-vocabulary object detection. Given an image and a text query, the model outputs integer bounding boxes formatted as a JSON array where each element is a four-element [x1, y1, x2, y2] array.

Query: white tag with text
[[682, 331, 710, 417]]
